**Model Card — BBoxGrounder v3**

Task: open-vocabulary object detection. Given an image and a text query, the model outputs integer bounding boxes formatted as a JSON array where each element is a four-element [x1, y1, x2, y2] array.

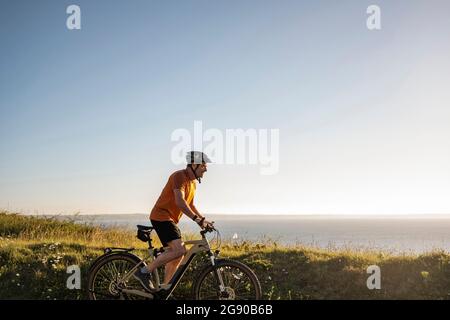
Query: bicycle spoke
[[94, 273, 113, 292], [90, 256, 145, 300], [100, 263, 116, 282], [198, 273, 220, 299], [196, 263, 259, 300], [229, 273, 255, 299]]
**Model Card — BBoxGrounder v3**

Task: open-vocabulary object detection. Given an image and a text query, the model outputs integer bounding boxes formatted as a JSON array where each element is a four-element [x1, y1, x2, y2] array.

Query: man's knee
[[169, 240, 186, 258], [175, 244, 187, 257]]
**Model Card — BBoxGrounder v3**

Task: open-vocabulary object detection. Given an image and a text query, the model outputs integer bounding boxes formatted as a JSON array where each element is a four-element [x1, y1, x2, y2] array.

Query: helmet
[[186, 151, 212, 165], [186, 151, 211, 184]]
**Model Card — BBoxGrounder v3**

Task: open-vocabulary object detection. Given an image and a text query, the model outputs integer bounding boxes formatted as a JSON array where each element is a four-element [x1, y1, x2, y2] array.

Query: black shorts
[[150, 220, 182, 247]]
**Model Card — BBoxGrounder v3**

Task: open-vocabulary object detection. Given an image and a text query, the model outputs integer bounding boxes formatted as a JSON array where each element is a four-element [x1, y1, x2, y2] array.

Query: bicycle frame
[[120, 234, 225, 300]]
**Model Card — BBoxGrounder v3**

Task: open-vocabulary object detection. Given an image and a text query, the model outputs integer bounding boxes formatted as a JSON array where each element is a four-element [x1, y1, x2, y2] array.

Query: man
[[134, 151, 214, 292]]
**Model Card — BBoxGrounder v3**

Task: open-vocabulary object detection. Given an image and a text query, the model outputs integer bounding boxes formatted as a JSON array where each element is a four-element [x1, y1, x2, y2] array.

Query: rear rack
[[103, 247, 134, 254]]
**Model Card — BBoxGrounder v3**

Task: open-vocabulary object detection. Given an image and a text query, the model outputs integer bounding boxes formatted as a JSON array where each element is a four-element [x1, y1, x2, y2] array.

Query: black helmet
[[186, 151, 212, 165]]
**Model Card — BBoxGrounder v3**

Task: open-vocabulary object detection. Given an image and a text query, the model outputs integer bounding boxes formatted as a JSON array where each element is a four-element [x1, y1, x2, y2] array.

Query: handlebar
[[199, 222, 221, 249], [200, 223, 216, 236]]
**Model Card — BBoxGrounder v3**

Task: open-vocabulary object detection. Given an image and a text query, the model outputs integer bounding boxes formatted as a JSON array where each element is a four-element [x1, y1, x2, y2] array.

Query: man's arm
[[174, 189, 202, 222], [190, 202, 213, 228], [174, 189, 212, 228], [190, 199, 204, 219]]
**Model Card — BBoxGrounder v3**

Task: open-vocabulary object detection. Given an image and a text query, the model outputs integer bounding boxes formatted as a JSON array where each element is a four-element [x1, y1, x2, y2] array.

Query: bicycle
[[87, 223, 262, 300]]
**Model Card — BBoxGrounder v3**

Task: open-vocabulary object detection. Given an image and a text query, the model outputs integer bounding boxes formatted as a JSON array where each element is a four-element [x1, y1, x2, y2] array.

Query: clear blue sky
[[1, 0, 450, 215]]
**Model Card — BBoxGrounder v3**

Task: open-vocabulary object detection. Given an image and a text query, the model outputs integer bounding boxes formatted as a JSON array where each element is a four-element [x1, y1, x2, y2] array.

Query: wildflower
[[47, 288, 52, 292], [421, 271, 430, 279], [16, 273, 20, 277]]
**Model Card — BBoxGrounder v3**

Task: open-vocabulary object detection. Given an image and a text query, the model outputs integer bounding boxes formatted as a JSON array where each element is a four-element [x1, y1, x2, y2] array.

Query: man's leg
[[145, 239, 186, 279], [164, 255, 184, 284]]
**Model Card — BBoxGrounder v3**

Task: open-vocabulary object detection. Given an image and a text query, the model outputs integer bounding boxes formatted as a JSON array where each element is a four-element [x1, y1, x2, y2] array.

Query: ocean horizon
[[38, 213, 450, 254]]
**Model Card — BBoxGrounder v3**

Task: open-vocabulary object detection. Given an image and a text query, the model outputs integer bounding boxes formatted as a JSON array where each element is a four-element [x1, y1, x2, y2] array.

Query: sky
[[1, 0, 450, 215]]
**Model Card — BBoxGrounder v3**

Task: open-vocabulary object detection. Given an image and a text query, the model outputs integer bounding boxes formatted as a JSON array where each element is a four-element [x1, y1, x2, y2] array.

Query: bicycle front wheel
[[193, 259, 262, 300]]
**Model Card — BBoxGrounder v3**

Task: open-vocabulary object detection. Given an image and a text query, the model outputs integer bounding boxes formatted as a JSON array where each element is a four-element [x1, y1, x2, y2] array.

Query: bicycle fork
[[210, 254, 227, 294]]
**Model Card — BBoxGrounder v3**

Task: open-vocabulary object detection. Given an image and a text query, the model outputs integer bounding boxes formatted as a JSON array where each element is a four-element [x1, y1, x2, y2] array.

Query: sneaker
[[159, 283, 171, 290], [133, 269, 155, 292], [153, 284, 172, 300]]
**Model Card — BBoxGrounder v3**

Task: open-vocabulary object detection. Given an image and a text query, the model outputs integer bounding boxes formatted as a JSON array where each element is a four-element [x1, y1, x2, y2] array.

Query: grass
[[0, 211, 449, 300]]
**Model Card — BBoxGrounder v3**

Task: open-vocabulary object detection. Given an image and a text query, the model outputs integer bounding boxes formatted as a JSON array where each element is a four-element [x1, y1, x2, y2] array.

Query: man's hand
[[202, 219, 214, 230], [195, 217, 214, 229]]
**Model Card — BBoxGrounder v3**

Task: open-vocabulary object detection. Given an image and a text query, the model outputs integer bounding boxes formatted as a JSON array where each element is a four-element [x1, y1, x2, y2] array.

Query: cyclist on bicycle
[[134, 151, 214, 292]]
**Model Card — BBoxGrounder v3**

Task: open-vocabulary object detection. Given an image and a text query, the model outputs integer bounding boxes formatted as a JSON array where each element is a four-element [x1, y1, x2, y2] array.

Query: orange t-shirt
[[150, 169, 196, 224]]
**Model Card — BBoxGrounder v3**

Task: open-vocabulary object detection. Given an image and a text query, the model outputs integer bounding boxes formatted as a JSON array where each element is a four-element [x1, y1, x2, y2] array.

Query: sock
[[140, 266, 150, 274]]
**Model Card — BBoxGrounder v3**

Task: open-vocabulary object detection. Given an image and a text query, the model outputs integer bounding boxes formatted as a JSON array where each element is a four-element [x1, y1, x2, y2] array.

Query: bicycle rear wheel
[[193, 259, 262, 300], [87, 253, 146, 300]]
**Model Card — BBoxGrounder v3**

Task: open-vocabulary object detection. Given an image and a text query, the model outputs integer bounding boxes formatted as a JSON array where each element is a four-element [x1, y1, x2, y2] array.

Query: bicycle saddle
[[137, 225, 153, 231]]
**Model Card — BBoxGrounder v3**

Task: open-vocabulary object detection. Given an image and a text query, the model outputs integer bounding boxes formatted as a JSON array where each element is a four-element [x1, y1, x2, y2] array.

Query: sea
[[51, 214, 450, 254]]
